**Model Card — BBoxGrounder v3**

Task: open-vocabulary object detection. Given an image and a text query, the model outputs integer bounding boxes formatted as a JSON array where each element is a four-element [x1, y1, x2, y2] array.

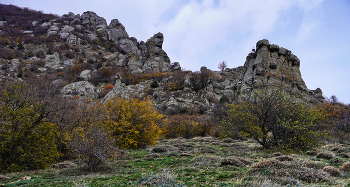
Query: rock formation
[[60, 11, 171, 74], [0, 4, 324, 110], [209, 39, 324, 104]]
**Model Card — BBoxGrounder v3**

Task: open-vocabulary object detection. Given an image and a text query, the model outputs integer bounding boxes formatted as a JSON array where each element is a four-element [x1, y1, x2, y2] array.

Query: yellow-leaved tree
[[0, 81, 59, 172], [102, 97, 164, 149]]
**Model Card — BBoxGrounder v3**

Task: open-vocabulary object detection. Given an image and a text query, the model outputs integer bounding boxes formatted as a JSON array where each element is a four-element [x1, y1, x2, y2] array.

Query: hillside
[[1, 4, 350, 187], [0, 3, 325, 110]]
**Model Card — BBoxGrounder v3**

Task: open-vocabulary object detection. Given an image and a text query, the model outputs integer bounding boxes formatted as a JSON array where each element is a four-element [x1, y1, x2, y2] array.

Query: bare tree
[[330, 95, 338, 103], [217, 61, 227, 71]]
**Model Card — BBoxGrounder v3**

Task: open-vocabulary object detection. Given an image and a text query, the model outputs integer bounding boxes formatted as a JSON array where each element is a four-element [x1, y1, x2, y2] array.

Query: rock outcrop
[[59, 11, 171, 74], [208, 39, 324, 104], [102, 39, 324, 113]]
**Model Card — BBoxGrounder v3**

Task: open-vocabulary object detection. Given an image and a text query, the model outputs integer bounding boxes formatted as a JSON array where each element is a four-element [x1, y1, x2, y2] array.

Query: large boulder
[[61, 81, 97, 99]]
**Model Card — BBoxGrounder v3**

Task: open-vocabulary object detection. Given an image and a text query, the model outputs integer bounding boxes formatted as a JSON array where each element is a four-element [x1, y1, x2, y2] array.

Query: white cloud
[[295, 0, 324, 43], [155, 0, 292, 70]]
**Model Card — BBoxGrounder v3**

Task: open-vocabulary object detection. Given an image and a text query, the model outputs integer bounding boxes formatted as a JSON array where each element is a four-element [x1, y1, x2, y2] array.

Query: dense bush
[[102, 97, 164, 149], [221, 87, 326, 151], [189, 67, 213, 91], [163, 71, 187, 91], [0, 81, 60, 172], [318, 102, 350, 143]]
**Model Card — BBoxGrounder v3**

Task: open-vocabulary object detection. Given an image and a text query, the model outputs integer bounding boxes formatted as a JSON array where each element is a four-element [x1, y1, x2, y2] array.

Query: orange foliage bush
[[318, 102, 350, 142], [103, 84, 114, 92]]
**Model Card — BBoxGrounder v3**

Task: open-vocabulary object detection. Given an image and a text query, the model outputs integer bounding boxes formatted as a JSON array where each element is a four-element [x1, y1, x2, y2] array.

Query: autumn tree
[[222, 87, 326, 151], [101, 97, 164, 149], [0, 81, 60, 172], [318, 100, 350, 143], [218, 61, 227, 71]]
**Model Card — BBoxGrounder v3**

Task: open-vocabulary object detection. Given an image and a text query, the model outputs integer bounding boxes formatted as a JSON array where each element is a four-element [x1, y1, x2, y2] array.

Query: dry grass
[[221, 158, 245, 167], [227, 156, 252, 165], [340, 162, 350, 172], [296, 167, 331, 182], [275, 155, 294, 162], [323, 166, 341, 176], [250, 158, 284, 169], [302, 161, 325, 169], [316, 152, 334, 160]]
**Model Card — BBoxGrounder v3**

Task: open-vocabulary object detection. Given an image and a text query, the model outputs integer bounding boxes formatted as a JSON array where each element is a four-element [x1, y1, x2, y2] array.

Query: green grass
[[1, 137, 350, 186]]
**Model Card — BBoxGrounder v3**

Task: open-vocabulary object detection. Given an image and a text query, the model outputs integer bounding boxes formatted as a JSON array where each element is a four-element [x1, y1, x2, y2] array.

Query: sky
[[1, 0, 350, 103]]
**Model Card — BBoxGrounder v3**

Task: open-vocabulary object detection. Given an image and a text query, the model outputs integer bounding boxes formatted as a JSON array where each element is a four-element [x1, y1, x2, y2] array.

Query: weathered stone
[[269, 44, 279, 52], [9, 59, 20, 71], [31, 21, 38, 26], [173, 62, 181, 71], [256, 39, 269, 49], [62, 12, 76, 19], [81, 11, 107, 26], [61, 25, 75, 33], [80, 70, 91, 80], [45, 52, 60, 68], [61, 81, 97, 99], [41, 22, 51, 27], [278, 47, 287, 55], [60, 32, 70, 40], [66, 34, 80, 44], [23, 30, 33, 34]]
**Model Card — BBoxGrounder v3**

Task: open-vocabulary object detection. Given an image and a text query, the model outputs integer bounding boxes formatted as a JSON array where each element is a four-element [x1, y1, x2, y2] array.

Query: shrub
[[0, 82, 59, 172], [89, 68, 115, 86], [219, 95, 230, 103], [150, 80, 159, 88], [163, 71, 187, 91], [69, 127, 117, 171], [102, 97, 164, 149], [0, 48, 21, 59], [103, 84, 114, 92], [221, 87, 326, 151], [189, 67, 213, 91], [64, 51, 75, 59], [162, 114, 213, 139], [36, 50, 46, 58]]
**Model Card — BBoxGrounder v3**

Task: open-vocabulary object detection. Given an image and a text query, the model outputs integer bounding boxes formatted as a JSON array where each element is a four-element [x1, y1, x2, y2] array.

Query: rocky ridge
[[0, 5, 324, 116], [102, 39, 325, 115]]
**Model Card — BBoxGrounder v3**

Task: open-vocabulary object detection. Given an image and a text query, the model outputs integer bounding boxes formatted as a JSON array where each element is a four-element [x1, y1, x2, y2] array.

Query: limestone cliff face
[[101, 39, 324, 114], [213, 39, 324, 104], [61, 11, 171, 74]]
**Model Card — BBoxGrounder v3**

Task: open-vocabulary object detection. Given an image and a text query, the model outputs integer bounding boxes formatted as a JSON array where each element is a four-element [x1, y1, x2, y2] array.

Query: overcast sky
[[1, 0, 350, 103]]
